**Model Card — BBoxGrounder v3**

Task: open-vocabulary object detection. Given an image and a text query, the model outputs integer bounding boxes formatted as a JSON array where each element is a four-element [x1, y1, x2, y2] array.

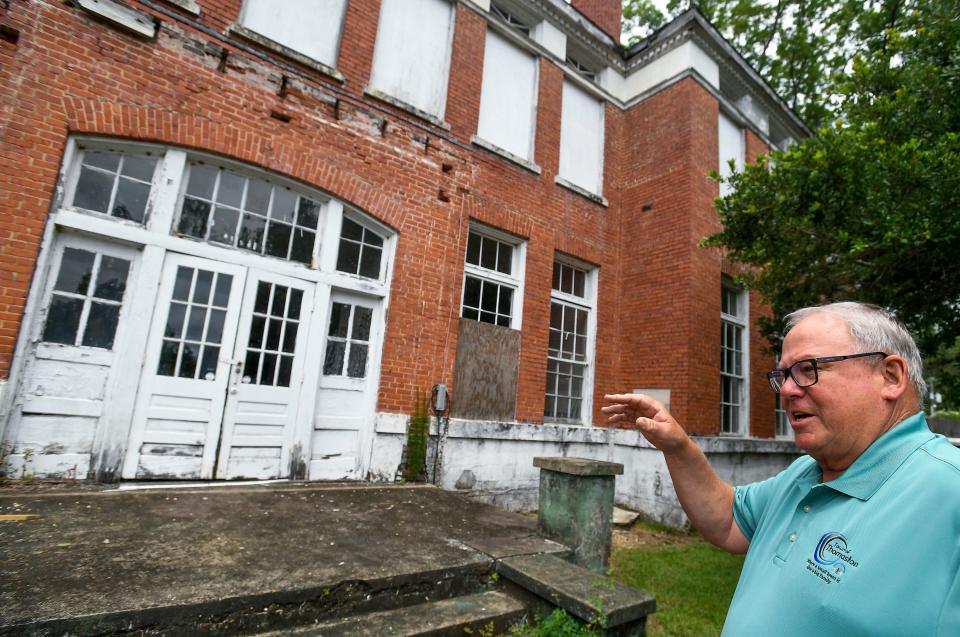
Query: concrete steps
[[254, 590, 525, 637]]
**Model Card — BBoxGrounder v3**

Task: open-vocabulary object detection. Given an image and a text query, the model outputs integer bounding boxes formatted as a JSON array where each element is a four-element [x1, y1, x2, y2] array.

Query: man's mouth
[[791, 412, 814, 424]]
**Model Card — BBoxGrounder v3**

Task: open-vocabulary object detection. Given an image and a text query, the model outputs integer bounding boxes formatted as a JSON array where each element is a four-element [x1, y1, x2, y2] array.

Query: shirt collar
[[823, 411, 933, 501]]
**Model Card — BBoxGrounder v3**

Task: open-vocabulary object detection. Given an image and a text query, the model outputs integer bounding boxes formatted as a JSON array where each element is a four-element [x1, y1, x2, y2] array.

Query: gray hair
[[785, 302, 927, 404]]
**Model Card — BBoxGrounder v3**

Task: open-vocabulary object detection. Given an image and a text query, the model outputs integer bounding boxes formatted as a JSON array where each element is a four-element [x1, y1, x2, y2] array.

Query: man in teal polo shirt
[[603, 302, 960, 636]]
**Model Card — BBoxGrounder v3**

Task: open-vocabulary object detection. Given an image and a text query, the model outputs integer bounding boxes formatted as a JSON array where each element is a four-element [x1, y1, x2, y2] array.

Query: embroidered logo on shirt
[[805, 532, 859, 583]]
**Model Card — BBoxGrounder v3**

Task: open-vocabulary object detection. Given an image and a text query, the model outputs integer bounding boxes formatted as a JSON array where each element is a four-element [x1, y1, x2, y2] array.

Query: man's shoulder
[[917, 434, 960, 475]]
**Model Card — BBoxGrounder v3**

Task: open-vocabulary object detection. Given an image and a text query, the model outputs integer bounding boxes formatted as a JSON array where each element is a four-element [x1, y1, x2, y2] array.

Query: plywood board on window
[[452, 320, 519, 421]]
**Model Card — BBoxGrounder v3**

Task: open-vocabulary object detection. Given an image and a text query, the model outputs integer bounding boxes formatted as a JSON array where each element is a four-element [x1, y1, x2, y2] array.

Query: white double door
[[123, 253, 315, 480]]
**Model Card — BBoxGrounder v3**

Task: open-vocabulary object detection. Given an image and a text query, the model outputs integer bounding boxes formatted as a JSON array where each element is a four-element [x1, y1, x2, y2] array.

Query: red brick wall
[[0, 1, 776, 438], [570, 0, 622, 41]]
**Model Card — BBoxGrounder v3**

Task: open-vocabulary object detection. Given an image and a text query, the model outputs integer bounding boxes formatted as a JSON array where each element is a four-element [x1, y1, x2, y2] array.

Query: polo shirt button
[[803, 505, 812, 513], [789, 533, 798, 542]]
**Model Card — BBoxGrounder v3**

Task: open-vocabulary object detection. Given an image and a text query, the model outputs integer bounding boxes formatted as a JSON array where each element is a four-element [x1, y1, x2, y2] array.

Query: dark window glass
[[212, 274, 232, 308], [244, 350, 260, 382], [271, 286, 288, 317], [328, 303, 350, 337], [480, 236, 497, 270], [288, 289, 303, 319], [348, 344, 367, 378], [55, 248, 95, 295], [266, 318, 283, 350], [282, 322, 298, 353], [185, 306, 207, 341], [93, 256, 130, 301], [336, 240, 360, 274], [42, 296, 83, 344], [260, 353, 277, 385], [353, 307, 372, 340], [323, 341, 345, 375], [186, 164, 217, 199], [238, 214, 266, 252], [481, 281, 497, 313], [193, 270, 213, 304], [272, 189, 297, 223], [164, 302, 187, 338], [216, 171, 244, 208], [199, 345, 219, 380], [210, 206, 240, 245], [466, 232, 481, 266], [297, 199, 320, 229], [496, 243, 512, 274], [158, 340, 179, 376], [341, 217, 364, 241], [359, 246, 381, 279], [289, 228, 314, 265], [178, 198, 211, 238], [462, 276, 481, 310], [246, 178, 271, 214], [206, 309, 226, 344], [113, 179, 149, 222], [255, 281, 271, 314], [277, 355, 293, 387], [265, 222, 292, 258], [498, 287, 513, 316], [248, 315, 266, 348], [121, 155, 156, 181], [179, 342, 199, 378], [84, 151, 121, 172], [83, 303, 120, 348], [174, 268, 194, 305], [74, 168, 113, 213]]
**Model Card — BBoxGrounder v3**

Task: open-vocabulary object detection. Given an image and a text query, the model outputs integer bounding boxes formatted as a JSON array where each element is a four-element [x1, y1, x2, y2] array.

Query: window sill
[[554, 175, 608, 207], [159, 0, 200, 15], [363, 87, 451, 130], [470, 136, 542, 175], [228, 24, 346, 83], [76, 0, 158, 39]]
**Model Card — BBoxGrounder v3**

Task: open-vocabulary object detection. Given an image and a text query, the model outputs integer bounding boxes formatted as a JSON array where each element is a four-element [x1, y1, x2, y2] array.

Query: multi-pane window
[[491, 3, 532, 35], [177, 163, 320, 265], [157, 266, 233, 381], [336, 217, 384, 279], [775, 394, 791, 438], [238, 0, 347, 68], [323, 302, 373, 379], [72, 150, 158, 223], [460, 229, 523, 328], [558, 81, 604, 196], [476, 29, 538, 161], [544, 260, 593, 424], [42, 247, 131, 349], [721, 280, 748, 435], [243, 282, 304, 388], [566, 56, 597, 82], [368, 0, 454, 118], [718, 112, 745, 197]]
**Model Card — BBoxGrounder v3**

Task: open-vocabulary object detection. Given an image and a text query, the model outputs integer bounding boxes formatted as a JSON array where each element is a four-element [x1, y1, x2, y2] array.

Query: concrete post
[[533, 456, 624, 574]]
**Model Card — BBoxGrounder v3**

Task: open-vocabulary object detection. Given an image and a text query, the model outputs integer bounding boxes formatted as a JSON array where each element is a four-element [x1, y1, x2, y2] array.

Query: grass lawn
[[609, 522, 744, 637]]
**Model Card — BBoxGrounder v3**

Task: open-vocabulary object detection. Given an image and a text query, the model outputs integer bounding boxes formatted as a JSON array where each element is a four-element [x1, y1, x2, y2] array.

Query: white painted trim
[[77, 0, 158, 39], [461, 222, 527, 330], [470, 136, 542, 175]]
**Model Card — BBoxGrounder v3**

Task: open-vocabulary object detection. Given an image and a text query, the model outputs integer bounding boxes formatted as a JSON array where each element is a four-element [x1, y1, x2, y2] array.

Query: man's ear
[[879, 355, 910, 401]]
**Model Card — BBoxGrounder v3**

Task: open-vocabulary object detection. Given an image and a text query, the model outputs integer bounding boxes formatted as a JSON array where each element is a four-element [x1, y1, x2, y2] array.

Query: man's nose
[[779, 373, 805, 397]]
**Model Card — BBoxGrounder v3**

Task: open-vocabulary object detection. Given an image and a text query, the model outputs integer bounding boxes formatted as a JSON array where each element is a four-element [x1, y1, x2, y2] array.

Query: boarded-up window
[[239, 0, 347, 68], [718, 112, 744, 197], [558, 81, 604, 195], [369, 0, 454, 118], [476, 29, 538, 160], [452, 319, 519, 421]]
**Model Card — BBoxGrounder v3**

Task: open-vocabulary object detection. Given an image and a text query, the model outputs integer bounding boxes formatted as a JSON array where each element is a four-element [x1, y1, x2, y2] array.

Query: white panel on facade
[[476, 29, 538, 160], [559, 80, 604, 195], [239, 0, 347, 68], [369, 0, 455, 118], [719, 112, 745, 197]]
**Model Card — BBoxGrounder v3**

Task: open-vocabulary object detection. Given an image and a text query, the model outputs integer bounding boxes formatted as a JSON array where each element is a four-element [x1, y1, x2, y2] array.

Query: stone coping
[[533, 456, 624, 476]]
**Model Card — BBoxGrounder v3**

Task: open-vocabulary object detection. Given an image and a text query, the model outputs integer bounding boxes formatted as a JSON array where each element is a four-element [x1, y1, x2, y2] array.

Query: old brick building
[[0, 0, 805, 515]]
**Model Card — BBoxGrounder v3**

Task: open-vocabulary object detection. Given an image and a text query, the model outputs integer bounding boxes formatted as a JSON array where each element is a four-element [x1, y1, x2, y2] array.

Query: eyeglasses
[[767, 352, 887, 393]]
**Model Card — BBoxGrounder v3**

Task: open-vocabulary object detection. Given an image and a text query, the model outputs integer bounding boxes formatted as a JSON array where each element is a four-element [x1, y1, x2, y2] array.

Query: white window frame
[[319, 292, 381, 391], [237, 0, 348, 70], [460, 223, 526, 330], [367, 0, 456, 121], [475, 28, 539, 163], [718, 112, 745, 198], [544, 255, 597, 426], [65, 144, 162, 226], [558, 80, 605, 196], [720, 278, 749, 435], [35, 234, 140, 366]]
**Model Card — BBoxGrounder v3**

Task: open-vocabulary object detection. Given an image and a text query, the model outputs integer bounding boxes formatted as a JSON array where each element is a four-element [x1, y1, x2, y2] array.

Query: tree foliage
[[703, 0, 960, 405]]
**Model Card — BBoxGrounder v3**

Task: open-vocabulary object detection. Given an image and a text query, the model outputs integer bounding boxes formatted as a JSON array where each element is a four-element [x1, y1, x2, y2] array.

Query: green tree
[[703, 0, 960, 407]]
